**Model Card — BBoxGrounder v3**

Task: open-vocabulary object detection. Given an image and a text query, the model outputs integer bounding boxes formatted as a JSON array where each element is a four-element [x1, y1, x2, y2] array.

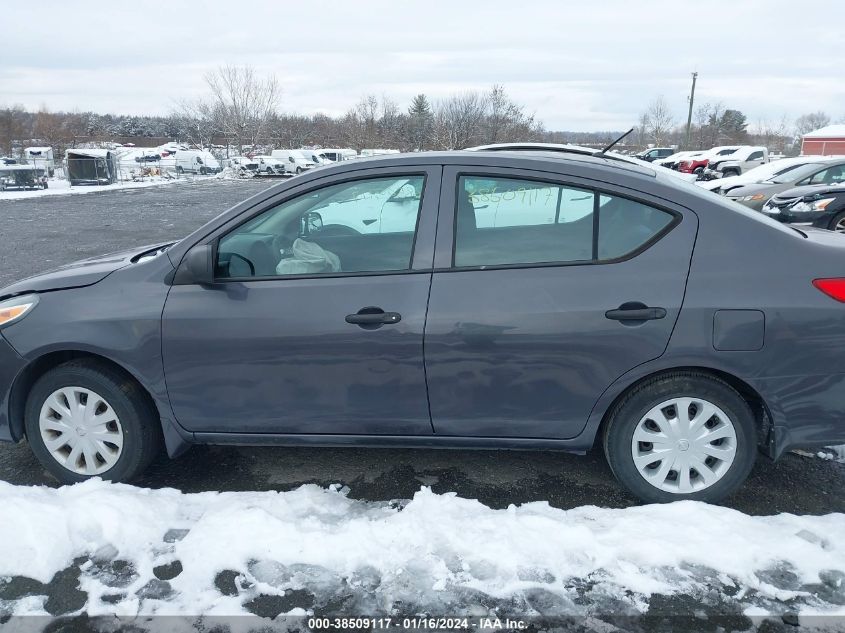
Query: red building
[[802, 125, 845, 155]]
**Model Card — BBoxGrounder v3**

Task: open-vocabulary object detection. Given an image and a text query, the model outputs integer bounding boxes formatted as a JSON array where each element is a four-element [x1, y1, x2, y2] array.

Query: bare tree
[[0, 104, 27, 156], [171, 98, 218, 148], [795, 111, 831, 136], [204, 65, 280, 152], [752, 115, 792, 153], [432, 92, 488, 149], [641, 96, 675, 145]]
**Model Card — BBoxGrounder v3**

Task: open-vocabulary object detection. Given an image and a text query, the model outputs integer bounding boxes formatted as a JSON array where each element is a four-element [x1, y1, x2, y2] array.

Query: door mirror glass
[[301, 211, 323, 235]]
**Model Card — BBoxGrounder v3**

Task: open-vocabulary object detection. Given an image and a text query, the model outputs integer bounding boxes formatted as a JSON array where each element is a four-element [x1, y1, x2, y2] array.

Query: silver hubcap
[[834, 217, 845, 233], [631, 397, 737, 494], [38, 387, 123, 475]]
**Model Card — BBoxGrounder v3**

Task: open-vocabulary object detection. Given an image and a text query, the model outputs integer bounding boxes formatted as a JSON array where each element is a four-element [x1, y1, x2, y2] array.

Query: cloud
[[1, 0, 842, 131]]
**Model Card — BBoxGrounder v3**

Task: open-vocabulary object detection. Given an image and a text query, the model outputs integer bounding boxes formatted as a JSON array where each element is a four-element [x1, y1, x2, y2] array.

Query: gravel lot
[[0, 178, 843, 516]]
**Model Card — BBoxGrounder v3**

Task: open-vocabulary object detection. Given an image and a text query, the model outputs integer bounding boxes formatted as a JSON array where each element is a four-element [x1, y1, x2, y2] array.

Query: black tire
[[603, 371, 757, 504], [723, 169, 740, 178], [176, 166, 184, 174], [828, 211, 845, 233], [296, 167, 303, 175], [24, 360, 162, 484]]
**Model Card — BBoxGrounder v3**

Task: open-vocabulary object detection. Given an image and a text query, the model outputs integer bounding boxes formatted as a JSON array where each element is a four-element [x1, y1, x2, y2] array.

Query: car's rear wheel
[[25, 361, 161, 484], [829, 211, 845, 233], [603, 372, 756, 503]]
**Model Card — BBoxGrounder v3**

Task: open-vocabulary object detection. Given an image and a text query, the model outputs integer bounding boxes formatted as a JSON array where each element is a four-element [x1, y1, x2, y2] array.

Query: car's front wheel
[[603, 371, 756, 503], [828, 211, 845, 233], [25, 360, 161, 484]]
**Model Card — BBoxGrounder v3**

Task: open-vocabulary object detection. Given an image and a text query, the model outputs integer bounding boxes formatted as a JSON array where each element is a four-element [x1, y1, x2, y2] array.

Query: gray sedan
[[1, 150, 845, 504], [726, 159, 845, 210]]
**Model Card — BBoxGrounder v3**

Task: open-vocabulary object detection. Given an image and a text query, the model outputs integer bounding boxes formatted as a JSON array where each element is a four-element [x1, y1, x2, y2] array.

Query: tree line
[[0, 66, 544, 157], [2, 66, 841, 158], [635, 95, 839, 153]]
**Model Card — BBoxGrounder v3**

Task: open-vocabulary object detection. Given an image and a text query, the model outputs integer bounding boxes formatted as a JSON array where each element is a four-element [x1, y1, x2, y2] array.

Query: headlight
[[0, 294, 39, 328], [740, 194, 766, 202], [792, 198, 835, 213]]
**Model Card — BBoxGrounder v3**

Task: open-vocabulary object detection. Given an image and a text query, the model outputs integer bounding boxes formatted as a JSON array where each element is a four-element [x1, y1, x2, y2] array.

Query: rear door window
[[454, 176, 675, 267]]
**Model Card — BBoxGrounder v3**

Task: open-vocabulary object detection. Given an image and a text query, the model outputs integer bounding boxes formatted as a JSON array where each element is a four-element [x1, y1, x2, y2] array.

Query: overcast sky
[[1, 0, 843, 132]]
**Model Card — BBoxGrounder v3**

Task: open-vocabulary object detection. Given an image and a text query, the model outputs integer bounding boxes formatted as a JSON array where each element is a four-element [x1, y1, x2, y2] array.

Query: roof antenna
[[597, 127, 635, 155]]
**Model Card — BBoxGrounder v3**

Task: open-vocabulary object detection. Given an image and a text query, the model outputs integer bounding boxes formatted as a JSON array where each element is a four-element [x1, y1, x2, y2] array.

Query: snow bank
[[0, 174, 223, 201], [0, 481, 843, 618]]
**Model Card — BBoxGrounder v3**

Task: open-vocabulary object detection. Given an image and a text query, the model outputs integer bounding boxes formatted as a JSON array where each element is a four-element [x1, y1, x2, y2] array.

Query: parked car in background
[[655, 150, 705, 170], [174, 150, 218, 175], [315, 148, 358, 162], [703, 146, 768, 179], [253, 156, 287, 175], [200, 151, 222, 174], [227, 157, 259, 174], [699, 156, 836, 195], [678, 146, 741, 175], [270, 150, 317, 174], [635, 147, 674, 162], [0, 165, 48, 191], [3, 150, 845, 504], [762, 184, 845, 231], [725, 159, 845, 210]]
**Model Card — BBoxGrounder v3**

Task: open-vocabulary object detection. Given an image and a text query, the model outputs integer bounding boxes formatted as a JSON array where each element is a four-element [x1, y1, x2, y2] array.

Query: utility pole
[[684, 72, 698, 150]]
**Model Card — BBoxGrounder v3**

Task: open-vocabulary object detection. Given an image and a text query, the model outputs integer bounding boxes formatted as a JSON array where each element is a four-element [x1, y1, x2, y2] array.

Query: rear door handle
[[605, 306, 666, 321], [345, 307, 402, 327]]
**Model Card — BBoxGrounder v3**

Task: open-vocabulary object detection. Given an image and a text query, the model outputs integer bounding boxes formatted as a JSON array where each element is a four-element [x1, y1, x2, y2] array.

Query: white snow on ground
[[0, 480, 843, 618], [818, 445, 845, 463], [0, 175, 221, 201]]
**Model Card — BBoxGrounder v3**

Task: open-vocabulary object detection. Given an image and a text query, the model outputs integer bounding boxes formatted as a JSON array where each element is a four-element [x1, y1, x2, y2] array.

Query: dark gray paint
[[1, 152, 845, 459]]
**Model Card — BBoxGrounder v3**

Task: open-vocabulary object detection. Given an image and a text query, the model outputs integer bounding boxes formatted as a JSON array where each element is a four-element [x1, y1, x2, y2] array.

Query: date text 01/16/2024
[[306, 617, 528, 630]]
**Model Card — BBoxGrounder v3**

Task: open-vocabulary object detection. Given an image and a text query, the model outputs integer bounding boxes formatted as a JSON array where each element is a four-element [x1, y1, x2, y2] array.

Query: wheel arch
[[7, 350, 188, 456], [592, 365, 774, 456]]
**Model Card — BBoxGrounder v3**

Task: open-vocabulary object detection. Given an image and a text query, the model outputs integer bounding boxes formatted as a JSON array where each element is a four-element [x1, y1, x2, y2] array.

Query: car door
[[424, 166, 697, 439], [161, 166, 441, 435]]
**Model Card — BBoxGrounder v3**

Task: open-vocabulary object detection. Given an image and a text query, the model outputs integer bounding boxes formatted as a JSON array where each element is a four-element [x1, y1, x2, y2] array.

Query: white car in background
[[314, 148, 358, 162], [698, 155, 839, 194], [271, 150, 317, 174], [253, 156, 287, 175], [173, 149, 220, 175], [703, 146, 768, 179], [227, 156, 259, 173]]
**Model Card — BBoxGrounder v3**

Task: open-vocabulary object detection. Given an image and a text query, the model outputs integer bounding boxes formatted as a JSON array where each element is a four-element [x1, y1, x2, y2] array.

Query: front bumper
[[0, 332, 26, 442], [760, 207, 830, 227]]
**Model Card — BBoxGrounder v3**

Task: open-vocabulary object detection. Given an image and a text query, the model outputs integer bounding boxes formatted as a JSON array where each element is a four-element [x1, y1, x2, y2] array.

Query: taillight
[[813, 278, 845, 302]]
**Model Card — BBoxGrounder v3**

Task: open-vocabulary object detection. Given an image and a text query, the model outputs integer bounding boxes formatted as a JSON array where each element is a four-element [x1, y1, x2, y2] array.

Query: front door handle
[[605, 304, 667, 322], [345, 307, 402, 328]]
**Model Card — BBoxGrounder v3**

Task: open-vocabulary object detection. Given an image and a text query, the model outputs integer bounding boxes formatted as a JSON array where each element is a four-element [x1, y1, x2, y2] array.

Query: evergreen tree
[[407, 94, 432, 151]]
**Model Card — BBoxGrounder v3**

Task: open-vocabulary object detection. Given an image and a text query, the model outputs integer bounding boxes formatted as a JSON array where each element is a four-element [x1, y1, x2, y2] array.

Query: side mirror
[[174, 244, 214, 285]]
